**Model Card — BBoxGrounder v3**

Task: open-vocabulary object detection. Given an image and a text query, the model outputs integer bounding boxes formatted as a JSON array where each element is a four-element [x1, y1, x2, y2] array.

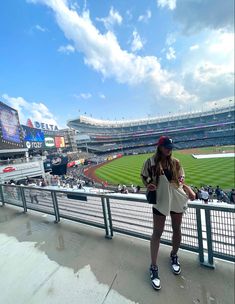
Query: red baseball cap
[[157, 136, 174, 149]]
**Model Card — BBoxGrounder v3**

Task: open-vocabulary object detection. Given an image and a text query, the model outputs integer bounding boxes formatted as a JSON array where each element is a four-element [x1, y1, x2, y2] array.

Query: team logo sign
[[51, 157, 62, 165], [45, 137, 55, 147], [3, 166, 16, 173]]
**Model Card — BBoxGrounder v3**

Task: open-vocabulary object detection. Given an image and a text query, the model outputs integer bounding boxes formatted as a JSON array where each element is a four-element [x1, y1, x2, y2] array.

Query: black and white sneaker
[[170, 254, 181, 275], [149, 265, 161, 290]]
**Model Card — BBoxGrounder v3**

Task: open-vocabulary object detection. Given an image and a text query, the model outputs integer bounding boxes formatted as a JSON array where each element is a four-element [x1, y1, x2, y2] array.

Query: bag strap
[[159, 162, 164, 175]]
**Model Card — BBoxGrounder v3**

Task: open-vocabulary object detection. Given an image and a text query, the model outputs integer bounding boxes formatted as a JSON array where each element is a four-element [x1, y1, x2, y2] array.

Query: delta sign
[[26, 118, 59, 131]]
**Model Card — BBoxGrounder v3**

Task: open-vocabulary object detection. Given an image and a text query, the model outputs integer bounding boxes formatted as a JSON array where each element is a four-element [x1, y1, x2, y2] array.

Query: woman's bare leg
[[170, 212, 183, 255], [150, 213, 166, 266]]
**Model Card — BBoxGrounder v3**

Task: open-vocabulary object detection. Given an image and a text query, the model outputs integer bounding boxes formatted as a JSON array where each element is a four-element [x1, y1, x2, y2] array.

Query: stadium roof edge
[[67, 105, 234, 128]]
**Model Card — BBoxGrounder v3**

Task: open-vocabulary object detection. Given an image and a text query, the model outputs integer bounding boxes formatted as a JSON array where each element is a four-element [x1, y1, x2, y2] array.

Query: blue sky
[[0, 0, 234, 128]]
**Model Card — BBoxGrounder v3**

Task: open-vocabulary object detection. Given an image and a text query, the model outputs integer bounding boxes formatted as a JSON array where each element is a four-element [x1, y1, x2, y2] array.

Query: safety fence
[[0, 184, 234, 268]]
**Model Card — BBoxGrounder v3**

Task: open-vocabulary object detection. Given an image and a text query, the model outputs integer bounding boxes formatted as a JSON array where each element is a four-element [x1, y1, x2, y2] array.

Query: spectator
[[120, 185, 128, 194], [220, 190, 229, 203], [201, 188, 209, 204], [229, 189, 235, 204], [197, 189, 202, 201], [131, 184, 137, 193], [41, 178, 47, 187], [104, 181, 108, 187], [208, 186, 213, 202], [194, 187, 198, 200], [29, 181, 39, 204], [215, 186, 222, 202]]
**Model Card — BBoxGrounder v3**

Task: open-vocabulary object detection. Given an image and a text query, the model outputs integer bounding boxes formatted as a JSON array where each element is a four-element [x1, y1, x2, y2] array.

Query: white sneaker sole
[[151, 281, 161, 290], [172, 268, 181, 275]]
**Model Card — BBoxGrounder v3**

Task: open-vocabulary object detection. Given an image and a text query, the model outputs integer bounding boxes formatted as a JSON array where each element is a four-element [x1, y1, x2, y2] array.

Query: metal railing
[[0, 184, 234, 268], [0, 156, 44, 166]]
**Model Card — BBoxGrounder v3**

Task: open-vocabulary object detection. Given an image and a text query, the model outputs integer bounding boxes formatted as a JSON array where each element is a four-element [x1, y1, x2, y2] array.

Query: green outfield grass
[[95, 149, 235, 189]]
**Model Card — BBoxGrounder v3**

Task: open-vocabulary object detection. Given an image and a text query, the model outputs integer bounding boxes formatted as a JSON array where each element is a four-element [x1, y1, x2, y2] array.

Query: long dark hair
[[153, 146, 180, 186]]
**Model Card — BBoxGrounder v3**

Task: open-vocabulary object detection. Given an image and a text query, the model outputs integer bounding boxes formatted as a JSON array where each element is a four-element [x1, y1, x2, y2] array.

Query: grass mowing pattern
[[95, 150, 235, 189]]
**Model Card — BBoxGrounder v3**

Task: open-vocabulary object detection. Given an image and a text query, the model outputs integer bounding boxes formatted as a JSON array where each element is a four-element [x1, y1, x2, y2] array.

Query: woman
[[141, 136, 195, 290]]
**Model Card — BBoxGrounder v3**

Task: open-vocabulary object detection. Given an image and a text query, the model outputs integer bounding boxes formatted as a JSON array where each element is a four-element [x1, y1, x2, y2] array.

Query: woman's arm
[[140, 158, 157, 190], [176, 160, 195, 200], [183, 184, 196, 201]]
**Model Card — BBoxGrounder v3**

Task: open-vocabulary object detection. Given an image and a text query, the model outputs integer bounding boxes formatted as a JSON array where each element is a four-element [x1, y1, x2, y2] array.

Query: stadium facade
[[67, 106, 235, 154]]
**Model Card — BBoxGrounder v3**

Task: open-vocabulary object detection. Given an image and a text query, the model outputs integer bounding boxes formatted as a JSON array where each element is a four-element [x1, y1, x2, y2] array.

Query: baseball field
[[94, 146, 235, 189]]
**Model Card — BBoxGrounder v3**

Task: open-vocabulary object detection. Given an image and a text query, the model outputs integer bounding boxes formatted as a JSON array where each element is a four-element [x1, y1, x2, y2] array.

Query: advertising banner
[[0, 101, 24, 149], [44, 136, 55, 148], [22, 125, 45, 150], [46, 154, 68, 175], [55, 136, 65, 148]]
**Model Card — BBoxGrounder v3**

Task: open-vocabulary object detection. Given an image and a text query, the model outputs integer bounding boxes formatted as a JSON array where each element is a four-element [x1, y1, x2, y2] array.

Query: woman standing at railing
[[141, 136, 195, 290]]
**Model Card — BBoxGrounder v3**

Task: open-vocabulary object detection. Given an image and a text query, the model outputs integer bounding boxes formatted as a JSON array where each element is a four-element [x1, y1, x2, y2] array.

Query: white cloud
[[29, 0, 196, 108], [157, 0, 176, 10], [2, 94, 59, 127], [183, 31, 234, 77], [138, 10, 152, 23], [58, 44, 75, 54], [166, 47, 176, 60], [70, 1, 79, 11], [193, 62, 232, 83], [96, 7, 122, 30], [181, 29, 234, 105], [165, 33, 177, 46], [207, 32, 233, 55], [189, 44, 199, 51], [131, 31, 144, 52], [35, 24, 47, 32], [182, 61, 234, 103]]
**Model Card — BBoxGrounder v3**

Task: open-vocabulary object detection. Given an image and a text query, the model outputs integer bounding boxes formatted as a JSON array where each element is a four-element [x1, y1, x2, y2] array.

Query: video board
[[55, 136, 65, 148], [22, 125, 45, 142], [0, 101, 24, 149], [44, 136, 55, 148], [46, 154, 68, 175], [21, 125, 45, 150]]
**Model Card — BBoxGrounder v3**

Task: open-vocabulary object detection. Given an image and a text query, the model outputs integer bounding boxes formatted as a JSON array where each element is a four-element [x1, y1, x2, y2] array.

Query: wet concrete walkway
[[0, 205, 234, 304]]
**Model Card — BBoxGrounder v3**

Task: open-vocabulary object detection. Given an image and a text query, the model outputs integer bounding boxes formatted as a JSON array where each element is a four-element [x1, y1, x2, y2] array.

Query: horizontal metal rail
[[0, 184, 234, 267]]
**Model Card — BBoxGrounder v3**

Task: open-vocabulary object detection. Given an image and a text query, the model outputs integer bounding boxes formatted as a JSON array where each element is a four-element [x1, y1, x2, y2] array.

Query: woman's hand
[[147, 183, 157, 191]]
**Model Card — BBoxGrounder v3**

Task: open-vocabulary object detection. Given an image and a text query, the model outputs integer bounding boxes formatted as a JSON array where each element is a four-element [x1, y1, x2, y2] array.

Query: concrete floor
[[0, 205, 234, 304]]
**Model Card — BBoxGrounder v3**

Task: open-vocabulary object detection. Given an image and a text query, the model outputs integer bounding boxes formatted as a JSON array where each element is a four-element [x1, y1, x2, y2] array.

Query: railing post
[[106, 197, 113, 238], [101, 196, 112, 239], [0, 184, 5, 206], [196, 208, 204, 264], [204, 208, 215, 268], [51, 191, 60, 223], [20, 187, 27, 213]]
